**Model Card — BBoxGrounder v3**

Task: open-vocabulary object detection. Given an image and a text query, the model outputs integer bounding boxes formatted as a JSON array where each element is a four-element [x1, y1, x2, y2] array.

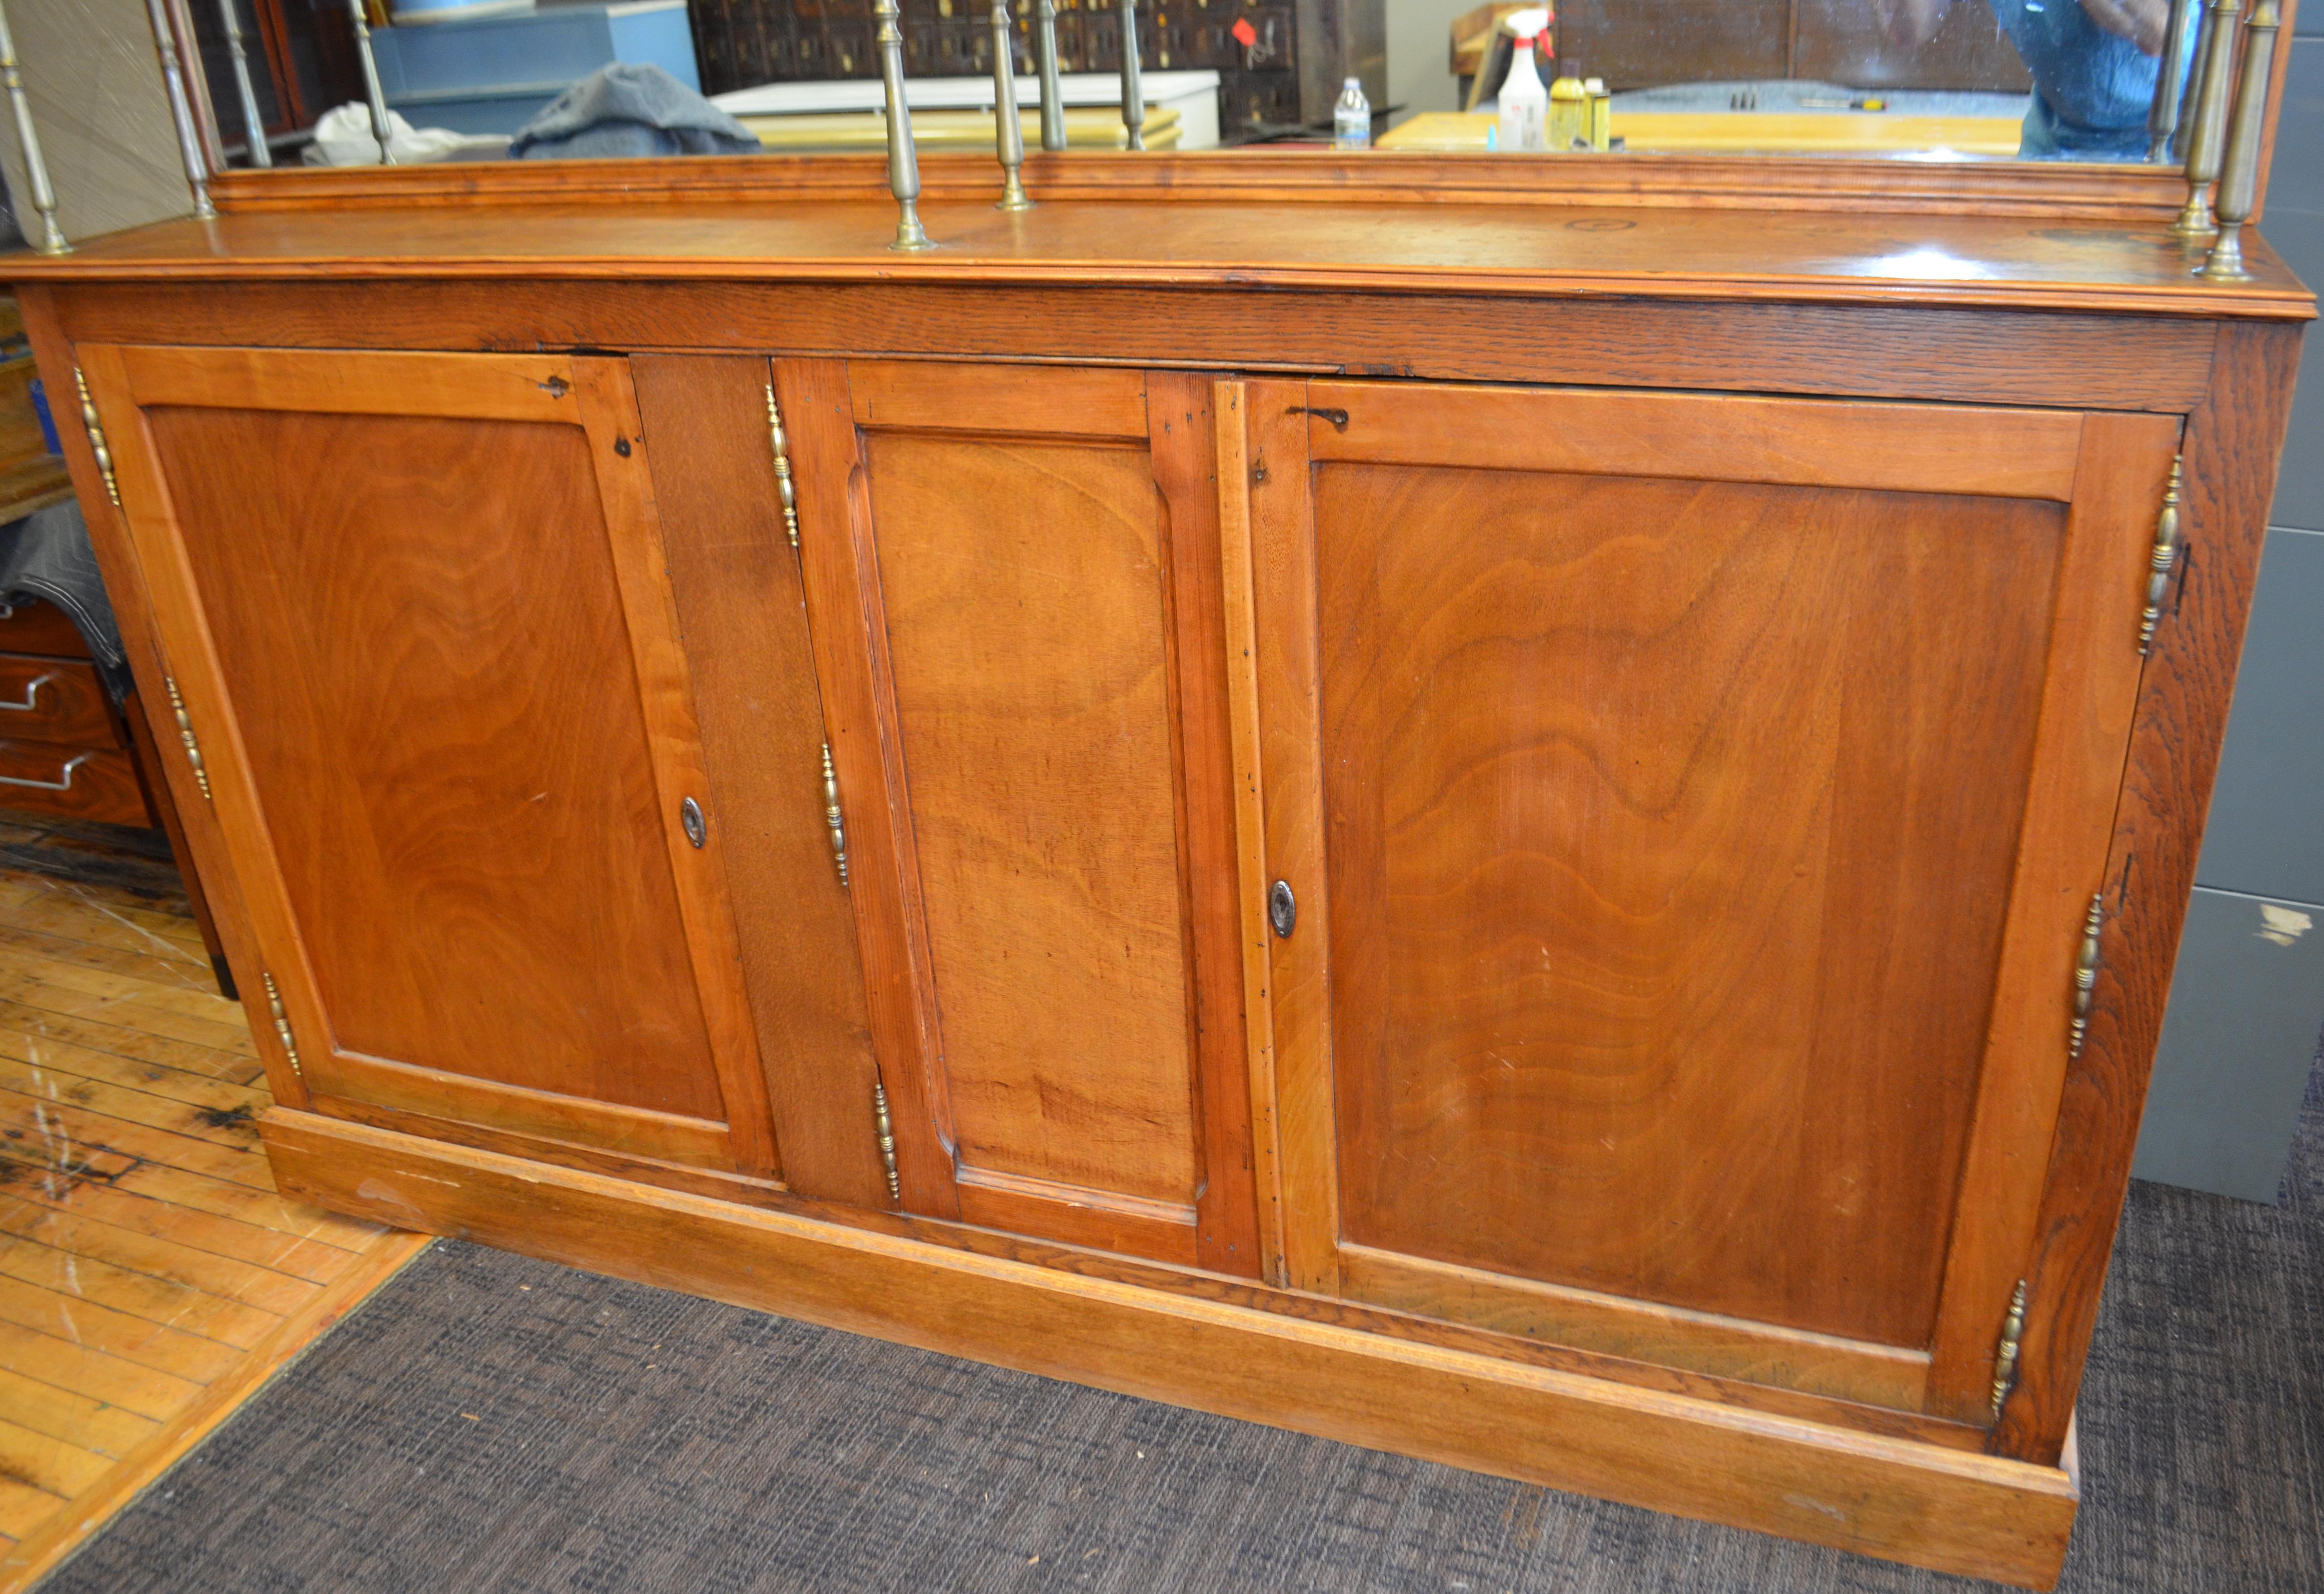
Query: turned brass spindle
[[346, 0, 397, 165], [0, 0, 66, 253], [218, 0, 272, 168], [1118, 0, 1145, 150], [144, 0, 217, 216], [875, 0, 934, 250], [1035, 0, 1065, 151], [2146, 0, 2197, 163], [2175, 0, 2219, 160], [991, 0, 1030, 208], [2172, 0, 2240, 236], [2202, 0, 2280, 281]]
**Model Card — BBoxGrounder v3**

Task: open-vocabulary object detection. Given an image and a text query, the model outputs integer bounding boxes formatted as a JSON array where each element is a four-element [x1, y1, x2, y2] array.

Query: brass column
[[1035, 0, 1066, 151], [346, 0, 397, 164], [0, 0, 66, 252], [218, 0, 273, 168], [2145, 0, 2197, 163], [876, 0, 934, 250], [2171, 0, 2240, 236], [991, 0, 1031, 208], [2201, 0, 2281, 281], [1118, 0, 1145, 150], [144, 0, 217, 216]]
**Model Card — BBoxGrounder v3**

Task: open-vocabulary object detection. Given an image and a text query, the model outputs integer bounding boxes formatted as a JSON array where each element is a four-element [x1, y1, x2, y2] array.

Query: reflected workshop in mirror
[[0, 0, 2310, 1586]]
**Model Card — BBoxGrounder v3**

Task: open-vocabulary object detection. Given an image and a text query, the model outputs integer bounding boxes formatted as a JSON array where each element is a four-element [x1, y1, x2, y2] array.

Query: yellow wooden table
[[1378, 109, 2022, 157], [741, 106, 1183, 153]]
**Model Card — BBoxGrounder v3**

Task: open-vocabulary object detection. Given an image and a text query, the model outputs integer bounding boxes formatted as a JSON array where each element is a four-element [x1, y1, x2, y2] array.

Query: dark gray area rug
[[46, 1064, 2323, 1594]]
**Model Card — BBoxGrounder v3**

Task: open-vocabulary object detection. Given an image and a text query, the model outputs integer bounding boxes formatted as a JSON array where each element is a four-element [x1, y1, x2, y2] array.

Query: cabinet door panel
[[1317, 461, 2059, 1348], [86, 347, 773, 1177], [1233, 377, 2177, 1420], [784, 359, 1259, 1273]]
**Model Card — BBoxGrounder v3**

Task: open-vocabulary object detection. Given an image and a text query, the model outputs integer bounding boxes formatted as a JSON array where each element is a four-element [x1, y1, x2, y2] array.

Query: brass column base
[[2199, 224, 2252, 281]]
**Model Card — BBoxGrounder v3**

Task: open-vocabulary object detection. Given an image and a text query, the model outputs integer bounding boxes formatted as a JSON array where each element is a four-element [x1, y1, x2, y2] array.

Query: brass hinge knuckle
[[765, 381, 800, 551], [821, 741, 849, 888], [163, 675, 212, 801], [1990, 1279, 2028, 1419], [72, 366, 120, 507], [2138, 455, 2184, 656], [261, 972, 304, 1079], [2069, 892, 2104, 1060], [871, 1072, 901, 1202]]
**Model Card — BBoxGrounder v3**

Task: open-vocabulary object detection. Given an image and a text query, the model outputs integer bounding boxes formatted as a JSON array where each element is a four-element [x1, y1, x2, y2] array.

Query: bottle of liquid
[[1497, 11, 1550, 153], [1334, 78, 1371, 150]]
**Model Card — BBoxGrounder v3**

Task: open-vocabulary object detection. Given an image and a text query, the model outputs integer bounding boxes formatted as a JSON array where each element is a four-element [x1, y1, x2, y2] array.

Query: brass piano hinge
[[765, 381, 800, 551], [2068, 893, 2105, 1060], [1989, 1279, 2028, 1419], [261, 972, 304, 1079], [2138, 455, 2184, 656], [872, 1071, 901, 1202], [71, 366, 120, 507], [821, 741, 849, 887], [163, 675, 211, 801]]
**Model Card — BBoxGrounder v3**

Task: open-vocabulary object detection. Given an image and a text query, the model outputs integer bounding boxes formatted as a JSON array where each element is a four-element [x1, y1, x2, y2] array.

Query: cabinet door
[[780, 359, 1259, 1275], [1224, 378, 2179, 1424], [83, 346, 776, 1182]]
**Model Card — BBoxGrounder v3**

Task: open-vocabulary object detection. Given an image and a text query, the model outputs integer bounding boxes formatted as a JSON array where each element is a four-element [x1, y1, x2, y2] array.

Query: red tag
[[1231, 16, 1257, 46]]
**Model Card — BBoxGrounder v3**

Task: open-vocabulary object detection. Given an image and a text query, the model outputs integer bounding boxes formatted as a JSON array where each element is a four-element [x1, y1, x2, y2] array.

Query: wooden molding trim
[[205, 149, 2199, 221], [261, 1108, 2081, 1589]]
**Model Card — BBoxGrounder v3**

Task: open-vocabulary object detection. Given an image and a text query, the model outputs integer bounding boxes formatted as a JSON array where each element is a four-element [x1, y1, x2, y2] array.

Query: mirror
[[160, 0, 2282, 179]]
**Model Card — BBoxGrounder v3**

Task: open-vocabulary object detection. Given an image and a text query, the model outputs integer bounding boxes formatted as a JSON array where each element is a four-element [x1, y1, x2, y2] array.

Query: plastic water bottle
[[1333, 78, 1371, 150]]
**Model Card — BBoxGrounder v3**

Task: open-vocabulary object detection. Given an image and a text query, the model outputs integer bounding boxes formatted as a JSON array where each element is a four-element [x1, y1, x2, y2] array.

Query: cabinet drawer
[[0, 739, 148, 826], [0, 656, 120, 748]]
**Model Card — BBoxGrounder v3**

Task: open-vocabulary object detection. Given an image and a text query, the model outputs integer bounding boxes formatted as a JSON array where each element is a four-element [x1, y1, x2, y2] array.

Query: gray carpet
[[44, 1061, 2324, 1594]]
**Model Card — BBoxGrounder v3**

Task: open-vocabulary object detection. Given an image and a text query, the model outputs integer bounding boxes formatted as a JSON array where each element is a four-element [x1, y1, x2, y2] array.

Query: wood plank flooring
[[0, 816, 426, 1590]]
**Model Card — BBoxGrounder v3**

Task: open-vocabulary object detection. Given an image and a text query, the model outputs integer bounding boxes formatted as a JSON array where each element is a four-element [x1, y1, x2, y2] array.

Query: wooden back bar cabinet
[[7, 154, 2309, 1587]]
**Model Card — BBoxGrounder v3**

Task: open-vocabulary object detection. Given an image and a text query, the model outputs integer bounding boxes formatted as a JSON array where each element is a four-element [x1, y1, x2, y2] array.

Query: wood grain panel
[[1308, 382, 2086, 501], [46, 281, 2226, 417], [850, 363, 1148, 440], [866, 429, 1199, 1208], [1922, 411, 2178, 1425], [1340, 1245, 1929, 1410], [133, 402, 734, 1128], [1998, 323, 2306, 1464], [632, 354, 888, 1209], [1315, 462, 2063, 1348], [777, 357, 960, 1217], [108, 345, 578, 423]]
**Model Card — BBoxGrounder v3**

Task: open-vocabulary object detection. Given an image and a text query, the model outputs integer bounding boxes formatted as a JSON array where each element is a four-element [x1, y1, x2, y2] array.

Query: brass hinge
[[2137, 455, 2184, 656], [71, 366, 120, 507], [163, 675, 212, 801], [872, 1071, 901, 1202], [261, 972, 304, 1079], [821, 741, 849, 887], [765, 381, 800, 551], [1989, 1279, 2028, 1419], [2069, 893, 2104, 1060]]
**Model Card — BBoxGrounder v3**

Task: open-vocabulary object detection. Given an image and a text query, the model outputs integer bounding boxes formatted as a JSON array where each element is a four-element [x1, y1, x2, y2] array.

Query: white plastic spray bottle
[[1497, 8, 1552, 154]]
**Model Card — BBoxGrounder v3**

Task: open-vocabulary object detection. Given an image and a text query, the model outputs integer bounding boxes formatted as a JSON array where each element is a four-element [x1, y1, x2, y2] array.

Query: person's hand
[[2080, 0, 2170, 54], [1869, 0, 1952, 48]]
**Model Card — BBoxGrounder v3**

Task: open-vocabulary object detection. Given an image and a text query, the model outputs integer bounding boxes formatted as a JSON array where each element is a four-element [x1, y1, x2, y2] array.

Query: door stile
[[774, 355, 963, 1218], [1922, 412, 2182, 1426], [565, 357, 780, 1180], [1147, 370, 1264, 1279], [1215, 380, 1288, 1287], [79, 341, 336, 1115], [1242, 378, 1342, 1295]]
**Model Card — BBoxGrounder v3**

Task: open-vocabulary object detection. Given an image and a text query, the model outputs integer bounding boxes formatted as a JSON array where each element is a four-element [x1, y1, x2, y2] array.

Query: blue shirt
[[1986, 0, 2184, 159]]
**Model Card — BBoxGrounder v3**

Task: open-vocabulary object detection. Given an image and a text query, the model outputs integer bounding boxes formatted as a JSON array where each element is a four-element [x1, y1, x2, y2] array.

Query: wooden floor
[[0, 814, 426, 1591]]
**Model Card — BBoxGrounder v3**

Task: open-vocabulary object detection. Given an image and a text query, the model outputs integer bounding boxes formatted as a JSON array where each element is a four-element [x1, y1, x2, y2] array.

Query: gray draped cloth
[[0, 501, 131, 700], [509, 63, 760, 161]]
